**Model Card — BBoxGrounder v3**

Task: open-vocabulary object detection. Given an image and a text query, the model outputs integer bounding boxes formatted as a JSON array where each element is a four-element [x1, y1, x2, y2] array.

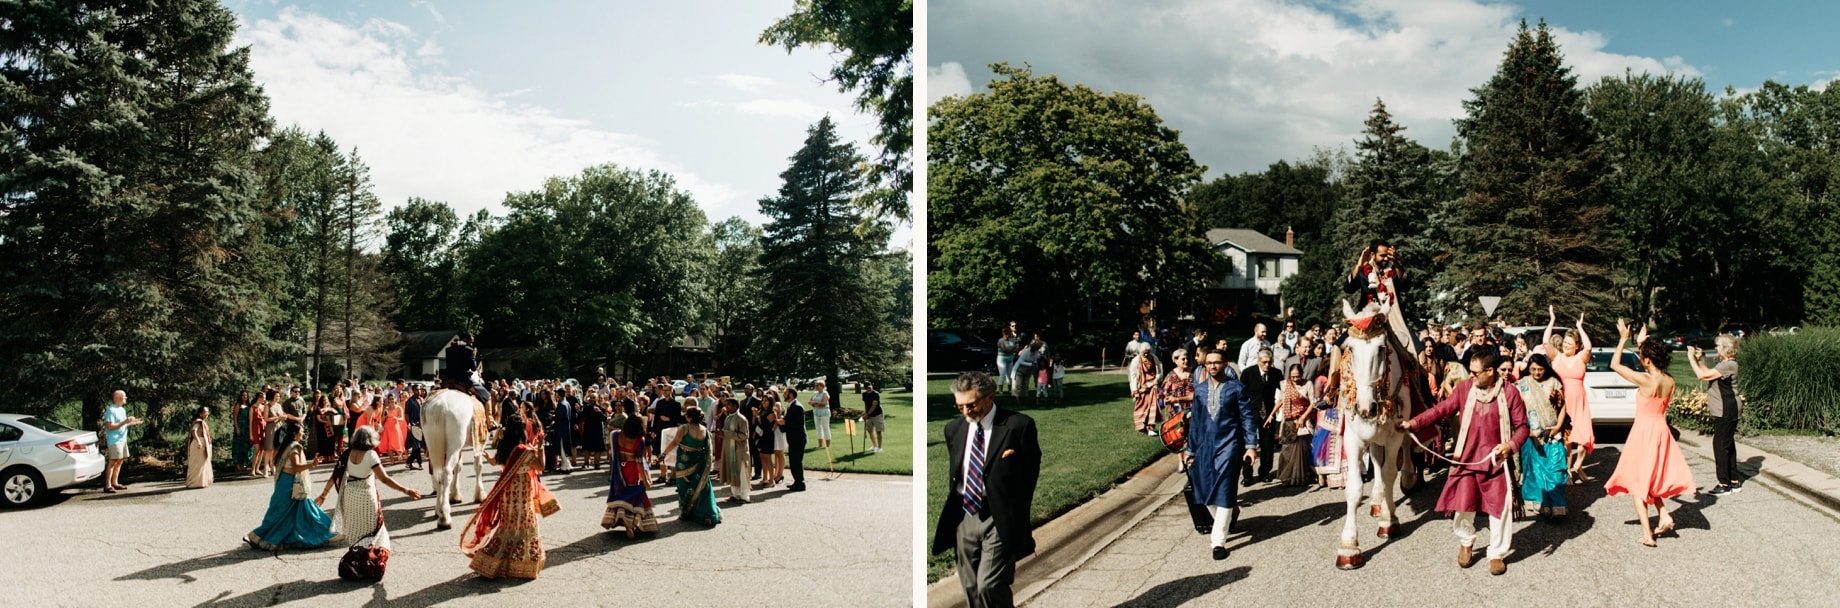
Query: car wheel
[[2, 467, 44, 508]]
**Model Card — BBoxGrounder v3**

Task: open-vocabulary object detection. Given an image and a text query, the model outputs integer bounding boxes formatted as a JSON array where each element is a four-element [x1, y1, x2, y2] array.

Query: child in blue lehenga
[[245, 422, 343, 550]]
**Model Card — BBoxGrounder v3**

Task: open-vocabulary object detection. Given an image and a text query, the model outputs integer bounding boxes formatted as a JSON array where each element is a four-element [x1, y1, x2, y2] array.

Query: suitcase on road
[[1184, 479, 1212, 534]]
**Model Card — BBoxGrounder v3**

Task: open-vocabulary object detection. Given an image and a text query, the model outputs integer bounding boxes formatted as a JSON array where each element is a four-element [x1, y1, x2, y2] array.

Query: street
[[2, 456, 911, 607], [1024, 433, 1840, 607]]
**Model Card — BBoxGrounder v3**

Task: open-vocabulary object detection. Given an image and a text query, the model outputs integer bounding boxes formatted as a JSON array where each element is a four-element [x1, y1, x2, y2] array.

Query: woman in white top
[[770, 396, 788, 485], [809, 381, 833, 448], [317, 427, 421, 557]]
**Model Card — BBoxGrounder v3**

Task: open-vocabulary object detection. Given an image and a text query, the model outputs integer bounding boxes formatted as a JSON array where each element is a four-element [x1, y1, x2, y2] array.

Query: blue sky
[[927, 0, 1840, 178], [227, 1, 890, 238]]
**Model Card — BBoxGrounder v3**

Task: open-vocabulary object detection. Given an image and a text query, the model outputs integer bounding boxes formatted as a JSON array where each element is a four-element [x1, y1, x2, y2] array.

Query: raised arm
[[1609, 318, 1651, 389], [1541, 305, 1559, 360], [1687, 346, 1723, 381], [1576, 314, 1593, 353]]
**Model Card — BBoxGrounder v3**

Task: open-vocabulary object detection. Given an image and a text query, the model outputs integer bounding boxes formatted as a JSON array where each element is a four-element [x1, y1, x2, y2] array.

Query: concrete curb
[[926, 453, 1187, 608], [1675, 429, 1840, 515]]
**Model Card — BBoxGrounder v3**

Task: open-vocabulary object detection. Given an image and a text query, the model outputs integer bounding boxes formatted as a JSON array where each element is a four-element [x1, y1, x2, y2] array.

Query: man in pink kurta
[[1402, 350, 1528, 575]]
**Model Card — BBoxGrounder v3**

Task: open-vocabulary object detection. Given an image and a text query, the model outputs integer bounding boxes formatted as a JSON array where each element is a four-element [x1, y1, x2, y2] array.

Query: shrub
[[1667, 387, 1713, 433], [1735, 328, 1840, 434]]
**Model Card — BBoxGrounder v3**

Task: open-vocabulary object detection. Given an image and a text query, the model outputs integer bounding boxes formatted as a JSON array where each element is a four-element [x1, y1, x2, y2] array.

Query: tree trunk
[[141, 396, 170, 449], [82, 393, 103, 435]]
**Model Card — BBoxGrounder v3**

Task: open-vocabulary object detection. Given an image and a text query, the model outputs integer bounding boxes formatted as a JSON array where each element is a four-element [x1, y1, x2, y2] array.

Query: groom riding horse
[[443, 332, 492, 405]]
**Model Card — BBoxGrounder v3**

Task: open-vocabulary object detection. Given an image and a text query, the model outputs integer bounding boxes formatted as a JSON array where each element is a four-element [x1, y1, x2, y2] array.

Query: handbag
[[337, 493, 390, 581], [290, 447, 312, 499], [1159, 411, 1187, 453]]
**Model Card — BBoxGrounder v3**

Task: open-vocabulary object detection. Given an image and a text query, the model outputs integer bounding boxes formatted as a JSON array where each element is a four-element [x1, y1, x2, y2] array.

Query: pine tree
[[0, 0, 286, 440], [1440, 20, 1613, 325], [754, 116, 902, 403]]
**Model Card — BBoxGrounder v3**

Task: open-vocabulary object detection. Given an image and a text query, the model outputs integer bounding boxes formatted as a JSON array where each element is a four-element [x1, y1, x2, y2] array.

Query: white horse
[[422, 387, 488, 529], [1334, 300, 1417, 569]]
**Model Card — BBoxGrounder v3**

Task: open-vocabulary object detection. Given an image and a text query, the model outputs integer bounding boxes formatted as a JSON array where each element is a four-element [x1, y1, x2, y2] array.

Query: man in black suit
[[781, 387, 808, 491], [932, 371, 1041, 608], [1239, 349, 1283, 484]]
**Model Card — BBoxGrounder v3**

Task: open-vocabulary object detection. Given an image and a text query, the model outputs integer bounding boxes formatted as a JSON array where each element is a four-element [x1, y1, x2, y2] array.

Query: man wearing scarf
[[1186, 348, 1260, 561], [1400, 349, 1528, 575]]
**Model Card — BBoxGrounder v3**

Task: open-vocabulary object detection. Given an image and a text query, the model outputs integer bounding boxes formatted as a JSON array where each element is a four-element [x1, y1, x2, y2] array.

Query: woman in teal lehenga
[[661, 405, 721, 526], [245, 422, 343, 550]]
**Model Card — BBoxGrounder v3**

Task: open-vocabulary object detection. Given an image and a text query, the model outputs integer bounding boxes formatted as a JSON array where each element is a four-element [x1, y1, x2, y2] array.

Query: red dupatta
[[459, 444, 559, 555]]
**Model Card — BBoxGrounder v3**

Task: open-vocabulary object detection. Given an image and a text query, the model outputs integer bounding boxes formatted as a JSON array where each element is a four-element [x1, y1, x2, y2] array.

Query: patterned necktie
[[964, 423, 987, 516]]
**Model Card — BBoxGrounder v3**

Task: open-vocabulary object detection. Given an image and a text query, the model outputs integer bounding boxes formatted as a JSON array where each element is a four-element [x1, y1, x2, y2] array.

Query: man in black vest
[[781, 387, 808, 491], [932, 371, 1041, 608]]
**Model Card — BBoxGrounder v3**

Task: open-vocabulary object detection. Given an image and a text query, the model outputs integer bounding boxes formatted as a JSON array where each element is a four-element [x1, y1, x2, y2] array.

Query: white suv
[[1582, 348, 1644, 426], [0, 414, 106, 507]]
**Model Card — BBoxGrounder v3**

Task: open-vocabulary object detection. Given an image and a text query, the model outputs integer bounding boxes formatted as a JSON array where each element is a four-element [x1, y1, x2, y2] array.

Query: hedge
[[1733, 328, 1840, 434]]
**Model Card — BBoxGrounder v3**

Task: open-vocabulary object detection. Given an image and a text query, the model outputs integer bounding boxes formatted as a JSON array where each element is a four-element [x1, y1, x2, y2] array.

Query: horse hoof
[[436, 522, 452, 530], [1370, 504, 1382, 518], [1336, 553, 1366, 570], [1377, 525, 1394, 539]]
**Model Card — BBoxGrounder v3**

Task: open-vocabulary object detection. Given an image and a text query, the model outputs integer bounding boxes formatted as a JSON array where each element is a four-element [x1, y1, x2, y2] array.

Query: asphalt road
[[1024, 430, 1840, 607], [2, 455, 911, 607]]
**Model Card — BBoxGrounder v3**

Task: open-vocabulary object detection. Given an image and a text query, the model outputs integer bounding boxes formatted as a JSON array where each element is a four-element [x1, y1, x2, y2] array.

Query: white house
[[1203, 228, 1302, 321]]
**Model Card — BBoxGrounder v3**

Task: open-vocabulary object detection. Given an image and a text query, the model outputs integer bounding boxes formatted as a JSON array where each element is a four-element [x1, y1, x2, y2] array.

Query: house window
[[1222, 256, 1235, 275], [1260, 257, 1277, 279]]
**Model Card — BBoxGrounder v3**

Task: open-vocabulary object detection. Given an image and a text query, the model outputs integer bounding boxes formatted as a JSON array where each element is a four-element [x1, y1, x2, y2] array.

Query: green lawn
[[804, 388, 913, 475], [926, 371, 1169, 583]]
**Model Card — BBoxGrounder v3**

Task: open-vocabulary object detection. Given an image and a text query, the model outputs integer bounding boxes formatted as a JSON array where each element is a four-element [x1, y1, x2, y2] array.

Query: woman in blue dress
[[661, 405, 721, 526], [245, 422, 342, 550]]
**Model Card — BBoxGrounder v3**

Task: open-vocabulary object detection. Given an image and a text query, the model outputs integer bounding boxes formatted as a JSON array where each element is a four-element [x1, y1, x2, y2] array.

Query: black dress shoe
[[1212, 546, 1229, 560], [788, 483, 807, 492]]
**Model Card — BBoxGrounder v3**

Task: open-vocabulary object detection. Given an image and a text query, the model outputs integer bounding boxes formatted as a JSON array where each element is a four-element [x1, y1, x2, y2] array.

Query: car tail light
[[56, 439, 91, 454]]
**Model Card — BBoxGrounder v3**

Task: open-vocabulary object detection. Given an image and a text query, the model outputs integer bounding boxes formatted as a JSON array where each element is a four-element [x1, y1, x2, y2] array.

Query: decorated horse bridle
[[1337, 344, 1397, 421]]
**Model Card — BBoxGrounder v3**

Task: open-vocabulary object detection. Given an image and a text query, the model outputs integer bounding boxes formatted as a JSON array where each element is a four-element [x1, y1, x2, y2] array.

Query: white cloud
[[733, 98, 831, 120], [410, 0, 446, 24], [926, 62, 973, 105], [930, 0, 1708, 175], [714, 73, 775, 92], [415, 38, 442, 58], [236, 8, 737, 222]]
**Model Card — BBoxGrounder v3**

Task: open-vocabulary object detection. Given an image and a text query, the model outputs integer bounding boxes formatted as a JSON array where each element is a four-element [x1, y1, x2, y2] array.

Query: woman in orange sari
[[460, 440, 559, 579]]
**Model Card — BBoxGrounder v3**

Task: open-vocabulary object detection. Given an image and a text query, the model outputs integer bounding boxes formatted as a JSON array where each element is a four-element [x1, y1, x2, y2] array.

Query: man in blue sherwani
[[1186, 348, 1261, 560]]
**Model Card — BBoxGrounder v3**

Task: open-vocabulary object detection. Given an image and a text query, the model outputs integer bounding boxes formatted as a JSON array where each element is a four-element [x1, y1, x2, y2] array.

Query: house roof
[[402, 330, 460, 359], [1207, 228, 1302, 256]]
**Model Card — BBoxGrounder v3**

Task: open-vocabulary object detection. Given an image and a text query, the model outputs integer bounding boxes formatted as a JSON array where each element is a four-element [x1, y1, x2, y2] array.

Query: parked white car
[[1581, 348, 1644, 426], [0, 414, 105, 507]]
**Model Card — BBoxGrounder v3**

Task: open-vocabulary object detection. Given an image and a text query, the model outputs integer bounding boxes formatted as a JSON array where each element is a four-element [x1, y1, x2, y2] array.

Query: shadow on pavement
[[386, 572, 539, 606], [195, 577, 388, 607], [1111, 565, 1250, 607], [115, 548, 280, 583]]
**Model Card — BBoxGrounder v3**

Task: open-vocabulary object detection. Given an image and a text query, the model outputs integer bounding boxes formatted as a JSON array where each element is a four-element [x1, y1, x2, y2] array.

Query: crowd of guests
[[84, 370, 887, 583], [1122, 307, 1738, 574]]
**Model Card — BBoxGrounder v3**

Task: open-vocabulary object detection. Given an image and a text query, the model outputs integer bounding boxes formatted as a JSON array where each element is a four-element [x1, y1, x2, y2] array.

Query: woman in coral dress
[[1603, 319, 1695, 547], [1542, 305, 1594, 484], [380, 396, 408, 460]]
